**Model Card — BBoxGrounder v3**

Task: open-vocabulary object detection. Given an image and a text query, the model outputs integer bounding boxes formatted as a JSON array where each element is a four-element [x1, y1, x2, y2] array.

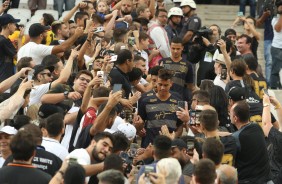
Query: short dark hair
[[75, 70, 93, 79], [42, 13, 55, 26], [158, 69, 174, 80], [91, 14, 104, 25], [74, 11, 89, 23], [97, 169, 124, 184], [230, 59, 247, 77], [199, 110, 218, 131], [11, 115, 31, 130], [64, 164, 86, 184], [233, 101, 250, 123], [194, 159, 217, 184], [134, 55, 146, 63], [139, 32, 149, 42], [92, 86, 110, 98], [202, 138, 224, 165], [245, 16, 256, 27], [192, 90, 210, 104], [171, 37, 183, 45], [17, 57, 33, 71], [113, 28, 128, 42], [21, 124, 43, 145], [93, 132, 115, 146], [97, 102, 117, 117], [112, 132, 129, 153], [155, 9, 167, 17], [115, 49, 133, 65], [42, 54, 61, 69], [243, 55, 258, 71], [45, 113, 64, 137], [149, 65, 164, 76], [10, 130, 36, 161], [128, 67, 143, 82], [153, 135, 172, 159], [237, 34, 252, 44], [51, 21, 63, 35], [210, 24, 221, 36], [104, 154, 124, 171]]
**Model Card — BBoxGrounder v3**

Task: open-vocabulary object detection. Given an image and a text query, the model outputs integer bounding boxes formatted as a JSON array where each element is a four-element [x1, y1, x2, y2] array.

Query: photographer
[[188, 26, 218, 86], [270, 0, 282, 89]]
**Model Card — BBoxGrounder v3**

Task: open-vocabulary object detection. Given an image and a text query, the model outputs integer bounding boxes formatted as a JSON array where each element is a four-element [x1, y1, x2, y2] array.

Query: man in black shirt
[[0, 14, 20, 82], [109, 49, 134, 99], [230, 101, 270, 183]]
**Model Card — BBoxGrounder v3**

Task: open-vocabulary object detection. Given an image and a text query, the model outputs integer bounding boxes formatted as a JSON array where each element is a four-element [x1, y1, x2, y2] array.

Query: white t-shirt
[[0, 157, 5, 168], [272, 15, 282, 48], [42, 137, 69, 161], [213, 75, 226, 90], [29, 83, 51, 106], [67, 148, 91, 165], [17, 42, 54, 64], [140, 50, 149, 70]]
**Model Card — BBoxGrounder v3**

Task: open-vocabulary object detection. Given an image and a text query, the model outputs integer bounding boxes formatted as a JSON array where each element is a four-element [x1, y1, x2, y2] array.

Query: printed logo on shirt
[[150, 98, 157, 102]]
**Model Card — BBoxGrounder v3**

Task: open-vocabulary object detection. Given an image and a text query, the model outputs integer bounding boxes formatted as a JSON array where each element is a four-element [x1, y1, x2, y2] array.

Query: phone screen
[[221, 68, 227, 80], [113, 84, 122, 93], [178, 101, 185, 109]]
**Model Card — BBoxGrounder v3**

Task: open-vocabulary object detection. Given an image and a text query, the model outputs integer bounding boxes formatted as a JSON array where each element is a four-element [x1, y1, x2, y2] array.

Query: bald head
[[217, 165, 237, 184]]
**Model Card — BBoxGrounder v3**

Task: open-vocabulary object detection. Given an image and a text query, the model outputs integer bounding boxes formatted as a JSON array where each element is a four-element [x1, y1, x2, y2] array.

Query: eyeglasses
[[40, 73, 52, 77], [78, 77, 91, 83]]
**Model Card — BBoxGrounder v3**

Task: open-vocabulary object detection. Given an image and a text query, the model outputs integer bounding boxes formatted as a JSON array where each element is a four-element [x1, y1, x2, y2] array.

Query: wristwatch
[[263, 103, 270, 107], [64, 91, 69, 99]]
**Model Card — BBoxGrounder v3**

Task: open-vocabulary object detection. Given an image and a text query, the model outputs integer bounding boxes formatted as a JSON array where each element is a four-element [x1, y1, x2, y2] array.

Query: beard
[[41, 37, 47, 45], [92, 146, 104, 162], [121, 9, 131, 16]]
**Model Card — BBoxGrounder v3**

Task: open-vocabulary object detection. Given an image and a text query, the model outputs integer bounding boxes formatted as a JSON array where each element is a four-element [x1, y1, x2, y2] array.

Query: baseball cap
[[38, 104, 66, 119], [33, 64, 55, 79], [117, 123, 136, 140], [0, 14, 20, 26], [29, 23, 50, 37], [171, 139, 187, 150], [115, 21, 129, 29], [228, 87, 246, 102], [214, 54, 226, 65], [0, 126, 18, 135]]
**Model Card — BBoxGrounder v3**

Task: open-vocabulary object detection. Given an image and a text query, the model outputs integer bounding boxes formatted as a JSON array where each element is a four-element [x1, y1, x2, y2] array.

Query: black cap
[[224, 28, 236, 37], [29, 23, 50, 37], [33, 64, 55, 79], [38, 104, 66, 119], [228, 87, 246, 102], [0, 14, 20, 26], [171, 139, 187, 150]]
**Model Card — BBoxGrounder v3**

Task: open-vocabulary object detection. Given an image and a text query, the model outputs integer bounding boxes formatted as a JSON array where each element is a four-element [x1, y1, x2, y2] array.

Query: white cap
[[117, 123, 136, 140], [0, 126, 18, 135], [168, 7, 183, 18], [180, 0, 196, 8], [110, 116, 125, 132], [215, 54, 226, 65]]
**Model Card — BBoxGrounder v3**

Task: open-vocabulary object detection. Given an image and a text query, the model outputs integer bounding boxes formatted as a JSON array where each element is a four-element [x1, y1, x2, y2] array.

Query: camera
[[195, 26, 213, 40]]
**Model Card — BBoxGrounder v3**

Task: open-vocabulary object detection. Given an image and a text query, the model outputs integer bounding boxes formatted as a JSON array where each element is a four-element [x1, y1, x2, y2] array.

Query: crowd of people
[[0, 0, 282, 183]]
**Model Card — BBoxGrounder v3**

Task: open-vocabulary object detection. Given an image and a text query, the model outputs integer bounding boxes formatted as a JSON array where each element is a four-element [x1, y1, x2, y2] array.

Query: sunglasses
[[41, 73, 52, 77]]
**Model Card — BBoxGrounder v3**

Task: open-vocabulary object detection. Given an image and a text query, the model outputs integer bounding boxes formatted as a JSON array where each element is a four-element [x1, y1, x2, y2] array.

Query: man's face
[[141, 38, 150, 49], [151, 75, 158, 91], [226, 34, 236, 43], [121, 0, 132, 15], [191, 95, 198, 110], [69, 23, 77, 36], [170, 42, 183, 58], [8, 23, 17, 34], [91, 138, 113, 162], [52, 61, 64, 80], [60, 23, 70, 39], [93, 58, 103, 71], [140, 8, 151, 20], [244, 18, 254, 30], [157, 11, 168, 26], [236, 37, 250, 54], [209, 25, 220, 40], [126, 55, 134, 72], [171, 147, 186, 167], [39, 69, 53, 83], [135, 60, 146, 74], [87, 3, 96, 15], [171, 15, 182, 25], [0, 133, 12, 152], [73, 74, 92, 94], [156, 78, 172, 96], [181, 6, 191, 16]]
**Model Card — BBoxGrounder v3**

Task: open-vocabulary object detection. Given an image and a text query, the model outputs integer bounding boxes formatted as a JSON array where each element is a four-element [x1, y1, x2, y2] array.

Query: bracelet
[[275, 103, 281, 110]]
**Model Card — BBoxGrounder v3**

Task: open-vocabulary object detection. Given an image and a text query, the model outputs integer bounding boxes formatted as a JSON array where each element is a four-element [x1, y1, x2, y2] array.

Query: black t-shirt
[[75, 124, 93, 149], [0, 163, 51, 184], [109, 66, 132, 98], [159, 58, 194, 100], [267, 127, 282, 179], [68, 109, 84, 152], [251, 37, 259, 59], [0, 35, 17, 82], [249, 73, 267, 101], [3, 146, 62, 176], [232, 123, 270, 183], [220, 136, 237, 166]]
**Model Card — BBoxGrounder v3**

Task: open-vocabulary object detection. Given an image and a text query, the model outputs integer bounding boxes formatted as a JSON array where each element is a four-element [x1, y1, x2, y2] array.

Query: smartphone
[[187, 141, 195, 156], [128, 37, 135, 46], [120, 45, 126, 50], [94, 26, 104, 33], [88, 64, 93, 71], [113, 84, 122, 93], [220, 67, 227, 80], [110, 55, 118, 62], [27, 69, 34, 81], [237, 11, 244, 17], [69, 157, 77, 165], [189, 109, 202, 126], [97, 71, 104, 78], [163, 64, 171, 70], [263, 89, 269, 96], [129, 143, 139, 157], [178, 101, 185, 109], [144, 165, 155, 177]]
